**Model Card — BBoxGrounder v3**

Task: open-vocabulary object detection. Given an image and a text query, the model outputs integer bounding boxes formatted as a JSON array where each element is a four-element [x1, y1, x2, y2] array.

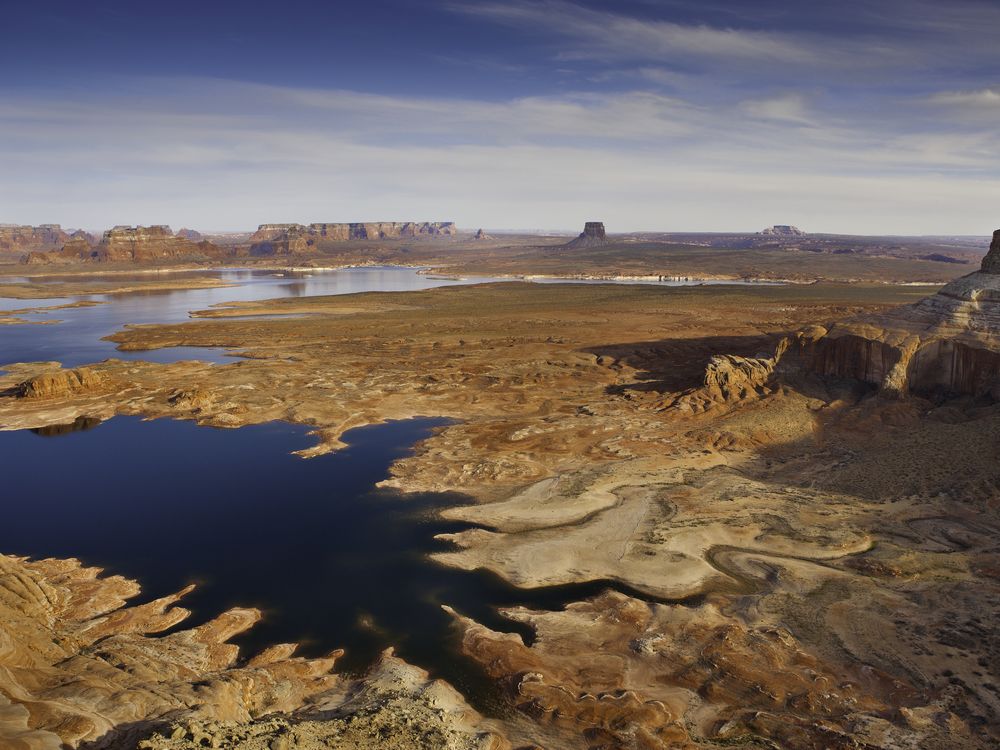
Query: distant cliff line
[[16, 221, 459, 264]]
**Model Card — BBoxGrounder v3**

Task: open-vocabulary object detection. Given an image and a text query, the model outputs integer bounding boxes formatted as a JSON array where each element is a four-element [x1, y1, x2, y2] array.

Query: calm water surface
[[0, 266, 776, 367], [0, 265, 752, 711], [0, 416, 621, 713], [0, 267, 508, 367]]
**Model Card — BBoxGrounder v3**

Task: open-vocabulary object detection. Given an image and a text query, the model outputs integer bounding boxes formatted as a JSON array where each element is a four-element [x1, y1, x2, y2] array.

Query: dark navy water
[[0, 267, 507, 367], [0, 415, 620, 714]]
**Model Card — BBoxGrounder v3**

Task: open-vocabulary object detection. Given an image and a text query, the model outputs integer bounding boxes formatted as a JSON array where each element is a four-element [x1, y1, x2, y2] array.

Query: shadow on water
[[0, 415, 640, 716]]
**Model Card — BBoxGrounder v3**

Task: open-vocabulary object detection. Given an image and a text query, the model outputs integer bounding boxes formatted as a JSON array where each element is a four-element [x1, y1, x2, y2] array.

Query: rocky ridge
[[1, 224, 73, 260], [249, 222, 457, 256], [0, 552, 503, 750], [810, 229, 1000, 397], [23, 226, 228, 264]]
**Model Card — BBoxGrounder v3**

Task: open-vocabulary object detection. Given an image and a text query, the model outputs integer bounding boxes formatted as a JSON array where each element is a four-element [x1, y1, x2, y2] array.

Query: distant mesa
[[1, 224, 70, 257], [808, 228, 1000, 398], [249, 221, 457, 256], [759, 225, 806, 236], [473, 228, 493, 240], [23, 225, 228, 264], [565, 221, 608, 248], [175, 228, 203, 241]]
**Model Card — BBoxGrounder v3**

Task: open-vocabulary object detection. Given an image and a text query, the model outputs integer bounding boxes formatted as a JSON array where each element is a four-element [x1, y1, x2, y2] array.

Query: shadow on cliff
[[582, 332, 787, 395]]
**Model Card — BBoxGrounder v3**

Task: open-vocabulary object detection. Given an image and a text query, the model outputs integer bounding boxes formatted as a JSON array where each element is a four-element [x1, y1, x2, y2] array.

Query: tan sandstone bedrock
[[2, 281, 999, 748]]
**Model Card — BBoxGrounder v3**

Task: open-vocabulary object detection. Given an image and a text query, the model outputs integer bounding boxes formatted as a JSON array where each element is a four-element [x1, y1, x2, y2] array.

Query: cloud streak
[[0, 76, 996, 234]]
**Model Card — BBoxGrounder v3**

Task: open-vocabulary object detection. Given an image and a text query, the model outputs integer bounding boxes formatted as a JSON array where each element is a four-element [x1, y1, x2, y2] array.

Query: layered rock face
[[1, 224, 69, 257], [249, 222, 457, 256], [760, 224, 806, 236], [565, 221, 608, 248], [0, 553, 499, 750], [812, 230, 1000, 397], [22, 226, 225, 264], [93, 225, 225, 262]]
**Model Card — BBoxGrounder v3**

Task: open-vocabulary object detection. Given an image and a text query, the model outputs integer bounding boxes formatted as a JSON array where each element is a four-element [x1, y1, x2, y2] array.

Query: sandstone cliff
[[810, 229, 1000, 397], [21, 226, 227, 264], [94, 225, 226, 262], [564, 221, 608, 248], [1, 224, 69, 260], [249, 222, 457, 255]]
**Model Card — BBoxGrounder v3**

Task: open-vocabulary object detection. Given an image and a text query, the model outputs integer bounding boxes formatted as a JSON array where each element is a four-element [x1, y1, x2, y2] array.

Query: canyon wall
[[809, 229, 1000, 398], [1, 224, 70, 258], [249, 221, 457, 255]]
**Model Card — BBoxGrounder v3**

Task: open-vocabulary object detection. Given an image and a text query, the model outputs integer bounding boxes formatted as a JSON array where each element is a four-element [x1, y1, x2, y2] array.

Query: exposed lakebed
[[0, 266, 780, 715], [0, 414, 627, 714], [0, 266, 510, 367]]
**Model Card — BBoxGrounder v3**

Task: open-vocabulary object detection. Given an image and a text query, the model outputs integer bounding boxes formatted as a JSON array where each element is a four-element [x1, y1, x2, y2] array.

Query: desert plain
[[1, 225, 999, 750]]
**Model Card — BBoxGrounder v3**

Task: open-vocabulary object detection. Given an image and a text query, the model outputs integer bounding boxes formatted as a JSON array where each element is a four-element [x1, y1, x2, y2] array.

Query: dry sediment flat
[[1, 280, 998, 748], [0, 276, 232, 300]]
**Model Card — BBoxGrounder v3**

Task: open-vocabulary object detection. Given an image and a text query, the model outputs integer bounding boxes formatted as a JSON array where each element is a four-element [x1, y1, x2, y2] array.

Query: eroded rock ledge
[[0, 553, 502, 750], [810, 230, 1000, 397]]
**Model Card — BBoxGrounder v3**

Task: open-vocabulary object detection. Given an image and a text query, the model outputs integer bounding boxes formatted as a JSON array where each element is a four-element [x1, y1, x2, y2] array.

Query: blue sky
[[1, 0, 998, 233]]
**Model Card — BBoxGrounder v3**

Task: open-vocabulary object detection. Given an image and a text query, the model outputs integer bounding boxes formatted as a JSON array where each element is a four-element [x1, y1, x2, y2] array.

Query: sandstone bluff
[[249, 222, 457, 256], [810, 228, 1000, 397]]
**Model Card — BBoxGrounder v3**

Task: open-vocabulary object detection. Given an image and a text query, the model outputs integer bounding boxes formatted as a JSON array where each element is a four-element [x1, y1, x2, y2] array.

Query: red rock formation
[[811, 229, 1000, 397], [1, 224, 70, 259], [249, 222, 458, 255], [93, 225, 225, 262]]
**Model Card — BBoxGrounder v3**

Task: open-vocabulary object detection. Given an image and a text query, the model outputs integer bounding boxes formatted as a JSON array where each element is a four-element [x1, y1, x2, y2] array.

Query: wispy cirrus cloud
[[449, 0, 825, 66], [0, 76, 997, 234], [923, 88, 1000, 110]]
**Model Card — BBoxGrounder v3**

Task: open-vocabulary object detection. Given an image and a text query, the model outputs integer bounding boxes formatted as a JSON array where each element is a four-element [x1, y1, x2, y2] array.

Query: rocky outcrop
[[564, 221, 608, 248], [1, 224, 69, 259], [94, 225, 225, 262], [670, 339, 788, 413], [15, 367, 108, 399], [0, 553, 501, 749], [249, 222, 457, 255], [175, 228, 203, 241], [473, 228, 493, 240], [760, 224, 806, 236], [811, 229, 1000, 397], [22, 226, 227, 264]]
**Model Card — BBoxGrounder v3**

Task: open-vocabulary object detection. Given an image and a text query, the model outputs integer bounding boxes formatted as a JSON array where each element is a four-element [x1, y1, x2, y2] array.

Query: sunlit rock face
[[248, 221, 457, 255], [813, 229, 1000, 397], [93, 225, 225, 262]]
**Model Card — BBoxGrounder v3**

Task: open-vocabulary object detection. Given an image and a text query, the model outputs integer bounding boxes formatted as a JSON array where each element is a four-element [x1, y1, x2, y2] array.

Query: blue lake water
[[0, 415, 626, 713], [0, 265, 757, 711], [0, 266, 777, 368]]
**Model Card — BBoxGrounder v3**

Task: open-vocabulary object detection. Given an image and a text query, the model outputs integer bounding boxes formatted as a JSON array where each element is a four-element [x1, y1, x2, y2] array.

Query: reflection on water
[[0, 266, 780, 368], [29, 416, 102, 437], [0, 267, 508, 367]]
